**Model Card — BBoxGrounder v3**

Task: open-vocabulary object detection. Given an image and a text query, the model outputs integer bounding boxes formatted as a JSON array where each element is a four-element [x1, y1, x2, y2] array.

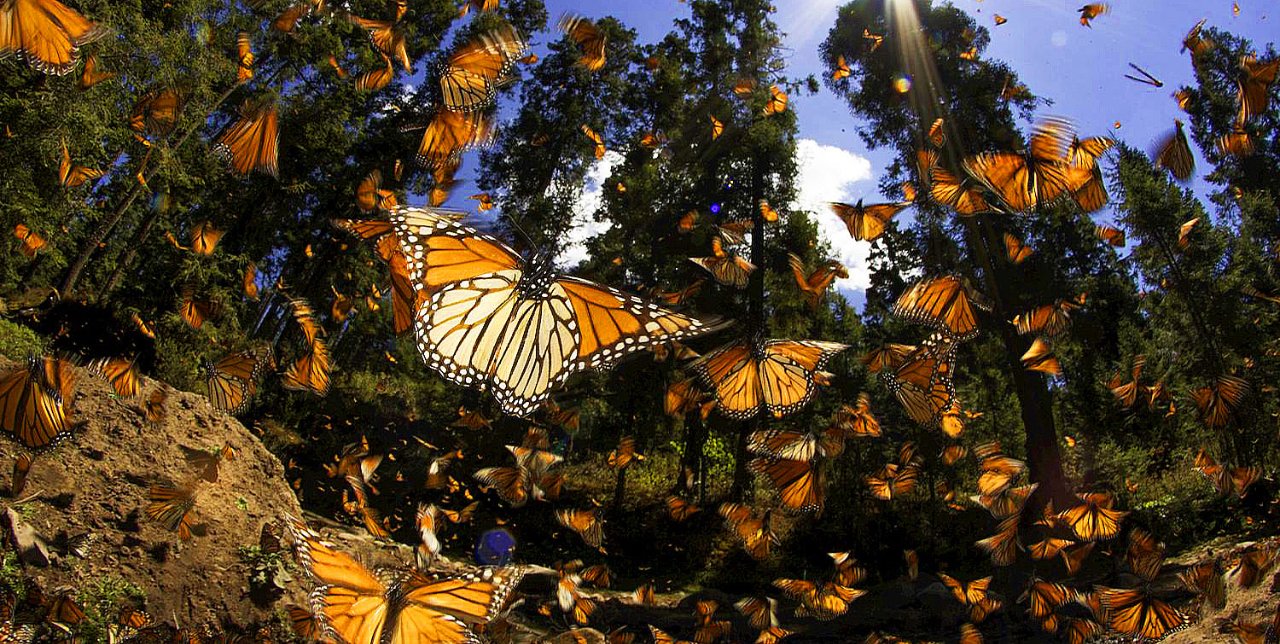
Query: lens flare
[[892, 74, 913, 94]]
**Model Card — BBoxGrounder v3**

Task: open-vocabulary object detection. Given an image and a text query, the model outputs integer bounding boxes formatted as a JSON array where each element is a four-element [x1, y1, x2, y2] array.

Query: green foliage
[[75, 576, 146, 642], [0, 319, 43, 359], [238, 544, 293, 594], [0, 544, 25, 602]]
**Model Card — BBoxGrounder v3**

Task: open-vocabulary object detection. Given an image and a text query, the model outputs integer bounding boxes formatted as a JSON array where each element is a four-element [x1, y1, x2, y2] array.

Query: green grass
[[0, 319, 42, 360], [75, 576, 146, 642]]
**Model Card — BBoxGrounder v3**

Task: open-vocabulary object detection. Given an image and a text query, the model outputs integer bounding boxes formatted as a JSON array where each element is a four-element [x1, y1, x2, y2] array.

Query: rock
[[4, 508, 50, 567]]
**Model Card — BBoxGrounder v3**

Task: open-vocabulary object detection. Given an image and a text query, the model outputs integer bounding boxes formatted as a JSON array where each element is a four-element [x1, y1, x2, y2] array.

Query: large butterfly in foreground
[[691, 337, 848, 420], [287, 517, 525, 644], [0, 356, 78, 449], [0, 0, 102, 75], [391, 206, 727, 416]]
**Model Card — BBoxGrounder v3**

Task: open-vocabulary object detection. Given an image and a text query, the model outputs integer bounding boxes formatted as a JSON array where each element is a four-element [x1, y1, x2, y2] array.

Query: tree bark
[[964, 216, 1073, 508]]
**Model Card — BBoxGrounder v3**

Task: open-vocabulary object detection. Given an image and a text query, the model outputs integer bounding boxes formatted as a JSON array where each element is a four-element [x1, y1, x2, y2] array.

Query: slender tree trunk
[[965, 216, 1072, 508], [611, 468, 627, 511], [676, 414, 702, 495], [102, 205, 163, 294], [730, 159, 768, 499]]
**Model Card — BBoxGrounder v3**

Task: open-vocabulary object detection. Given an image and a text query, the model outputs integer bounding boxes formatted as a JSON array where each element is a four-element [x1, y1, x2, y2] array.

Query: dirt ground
[[0, 355, 307, 635]]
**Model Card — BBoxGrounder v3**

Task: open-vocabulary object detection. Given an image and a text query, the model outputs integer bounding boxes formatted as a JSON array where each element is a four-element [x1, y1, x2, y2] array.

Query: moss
[[0, 544, 25, 601]]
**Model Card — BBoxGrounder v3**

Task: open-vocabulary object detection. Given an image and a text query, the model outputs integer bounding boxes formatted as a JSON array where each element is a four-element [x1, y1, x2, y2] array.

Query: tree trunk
[[676, 414, 702, 495], [965, 217, 1072, 508], [102, 205, 163, 294], [730, 159, 768, 499], [611, 468, 627, 511]]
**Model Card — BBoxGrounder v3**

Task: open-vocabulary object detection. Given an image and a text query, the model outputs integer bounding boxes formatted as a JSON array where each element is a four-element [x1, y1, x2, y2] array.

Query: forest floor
[[1, 353, 1277, 642]]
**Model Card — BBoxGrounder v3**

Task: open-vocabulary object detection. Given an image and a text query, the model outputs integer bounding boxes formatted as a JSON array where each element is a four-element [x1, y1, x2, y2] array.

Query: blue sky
[[443, 1, 1276, 303]]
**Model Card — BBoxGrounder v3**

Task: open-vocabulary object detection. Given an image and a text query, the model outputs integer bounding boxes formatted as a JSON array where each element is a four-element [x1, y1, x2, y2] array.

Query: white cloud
[[556, 150, 624, 268], [790, 138, 875, 292]]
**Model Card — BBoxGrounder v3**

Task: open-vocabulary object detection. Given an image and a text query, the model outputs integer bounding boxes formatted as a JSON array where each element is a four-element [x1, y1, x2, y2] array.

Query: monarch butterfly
[[732, 77, 757, 95], [181, 442, 235, 483], [930, 165, 992, 215], [1193, 448, 1260, 498], [13, 223, 46, 257], [1026, 536, 1072, 561], [1153, 120, 1195, 181], [1237, 54, 1278, 121], [348, 15, 409, 72], [214, 102, 279, 177], [894, 276, 986, 341], [859, 343, 914, 375], [390, 207, 723, 416], [975, 442, 1025, 497], [1078, 3, 1108, 27], [993, 14, 1007, 25], [235, 31, 253, 83], [709, 114, 723, 140], [748, 429, 836, 462], [1123, 62, 1163, 88], [974, 516, 1020, 567], [580, 123, 606, 160], [415, 109, 493, 169], [189, 221, 223, 256], [0, 356, 77, 449], [788, 253, 848, 310], [927, 118, 946, 148], [1071, 165, 1109, 213], [976, 483, 1037, 520], [146, 483, 196, 540], [287, 518, 525, 643], [862, 28, 884, 52], [271, 3, 309, 32], [719, 503, 776, 559], [1013, 294, 1084, 337], [242, 262, 259, 300], [438, 25, 527, 112], [691, 337, 848, 420], [282, 341, 331, 396], [763, 84, 787, 116], [831, 54, 850, 80], [1178, 559, 1226, 610], [829, 199, 908, 242], [751, 457, 824, 512], [735, 596, 777, 630], [1190, 375, 1249, 430], [1057, 492, 1127, 541], [864, 457, 919, 501], [201, 349, 268, 414], [178, 290, 217, 330], [129, 88, 183, 136], [555, 508, 605, 551], [0, 0, 101, 74], [144, 388, 166, 424], [773, 578, 861, 620], [1020, 337, 1061, 376], [1230, 547, 1276, 588], [963, 116, 1092, 212], [666, 496, 700, 521], [1095, 224, 1125, 247], [1021, 579, 1075, 619], [829, 393, 882, 439], [1216, 126, 1256, 158], [960, 46, 978, 61], [1068, 135, 1116, 169], [1096, 587, 1187, 641], [557, 13, 605, 72], [606, 436, 643, 470], [10, 453, 31, 497], [1003, 233, 1033, 265], [355, 53, 394, 92], [77, 52, 112, 88], [457, 0, 498, 17], [758, 199, 780, 223], [58, 140, 102, 187], [86, 356, 141, 397], [880, 333, 957, 426]]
